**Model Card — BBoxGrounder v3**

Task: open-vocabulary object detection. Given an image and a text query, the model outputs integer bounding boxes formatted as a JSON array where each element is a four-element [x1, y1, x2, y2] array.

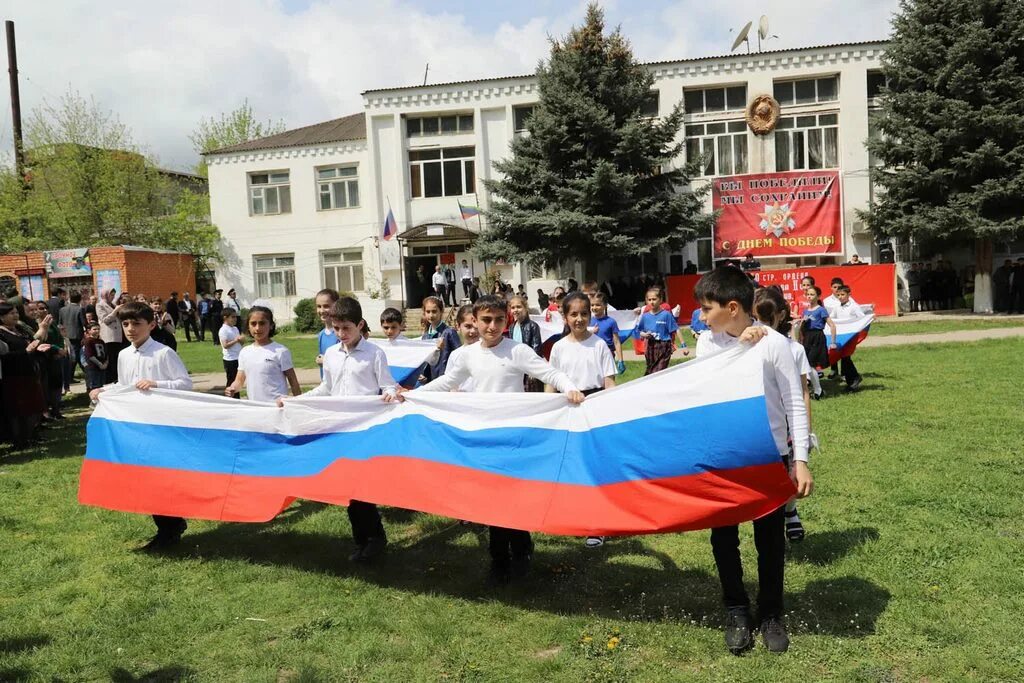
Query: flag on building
[[382, 207, 397, 241], [458, 201, 481, 220], [78, 345, 795, 534]]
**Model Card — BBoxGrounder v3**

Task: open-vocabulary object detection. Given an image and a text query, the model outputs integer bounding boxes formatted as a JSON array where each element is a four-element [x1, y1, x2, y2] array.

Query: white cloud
[[2, 0, 898, 170]]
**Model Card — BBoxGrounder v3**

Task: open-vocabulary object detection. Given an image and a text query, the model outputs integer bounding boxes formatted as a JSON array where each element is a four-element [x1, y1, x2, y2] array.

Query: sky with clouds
[[2, 0, 899, 171]]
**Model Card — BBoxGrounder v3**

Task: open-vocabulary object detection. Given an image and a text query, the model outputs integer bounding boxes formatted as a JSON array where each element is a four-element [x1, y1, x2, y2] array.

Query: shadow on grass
[[110, 665, 198, 682], [172, 523, 890, 636], [1, 413, 89, 466], [788, 526, 880, 566], [0, 668, 30, 682], [0, 634, 51, 653]]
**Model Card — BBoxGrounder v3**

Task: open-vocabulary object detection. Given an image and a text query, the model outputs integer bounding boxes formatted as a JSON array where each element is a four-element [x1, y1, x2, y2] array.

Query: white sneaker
[[585, 536, 605, 548]]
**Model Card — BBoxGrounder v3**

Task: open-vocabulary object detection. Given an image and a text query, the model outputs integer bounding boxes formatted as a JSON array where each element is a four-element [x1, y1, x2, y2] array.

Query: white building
[[206, 40, 888, 320]]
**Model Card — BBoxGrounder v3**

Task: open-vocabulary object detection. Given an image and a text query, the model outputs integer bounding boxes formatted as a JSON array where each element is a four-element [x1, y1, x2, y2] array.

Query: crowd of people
[[905, 260, 964, 312], [0, 284, 244, 449], [992, 258, 1024, 314], [67, 261, 872, 655]]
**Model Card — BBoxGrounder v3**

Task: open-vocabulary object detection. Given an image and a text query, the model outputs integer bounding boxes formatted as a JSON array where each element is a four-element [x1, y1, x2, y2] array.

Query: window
[[411, 244, 470, 256], [773, 76, 839, 106], [696, 237, 713, 272], [513, 105, 535, 134], [640, 91, 660, 118], [249, 171, 291, 215], [867, 70, 887, 100], [407, 113, 474, 137], [683, 85, 747, 114], [409, 146, 475, 198], [254, 254, 296, 298], [316, 165, 359, 210], [775, 113, 839, 171], [685, 121, 748, 177], [321, 250, 364, 292]]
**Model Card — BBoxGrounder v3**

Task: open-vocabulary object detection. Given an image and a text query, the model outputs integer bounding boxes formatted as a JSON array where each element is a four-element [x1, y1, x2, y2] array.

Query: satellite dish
[[731, 21, 753, 52], [758, 16, 770, 40]]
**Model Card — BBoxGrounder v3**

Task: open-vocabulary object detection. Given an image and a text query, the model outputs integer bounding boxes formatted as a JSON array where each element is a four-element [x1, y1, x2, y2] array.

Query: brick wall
[[0, 247, 194, 300]]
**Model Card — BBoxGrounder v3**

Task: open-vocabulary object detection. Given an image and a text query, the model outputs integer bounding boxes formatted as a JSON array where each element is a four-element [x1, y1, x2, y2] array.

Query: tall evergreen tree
[[865, 0, 1024, 312], [474, 4, 712, 275]]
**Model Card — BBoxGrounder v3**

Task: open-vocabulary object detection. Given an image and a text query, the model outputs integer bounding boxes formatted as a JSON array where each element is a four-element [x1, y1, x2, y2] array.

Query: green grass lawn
[[2, 339, 1023, 681], [869, 318, 1024, 337]]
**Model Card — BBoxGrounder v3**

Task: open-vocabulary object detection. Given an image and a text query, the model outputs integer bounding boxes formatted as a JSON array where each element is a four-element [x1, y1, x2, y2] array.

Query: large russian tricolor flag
[[827, 314, 873, 366], [79, 345, 795, 535], [366, 338, 437, 387]]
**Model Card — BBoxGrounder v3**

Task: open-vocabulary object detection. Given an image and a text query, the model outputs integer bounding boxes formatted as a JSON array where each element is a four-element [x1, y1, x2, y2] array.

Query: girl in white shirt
[[548, 291, 617, 548], [225, 306, 301, 402], [753, 286, 815, 543], [454, 304, 479, 392]]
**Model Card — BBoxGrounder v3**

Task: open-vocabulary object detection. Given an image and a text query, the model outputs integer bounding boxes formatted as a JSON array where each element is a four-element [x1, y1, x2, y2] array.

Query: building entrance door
[[405, 255, 438, 307]]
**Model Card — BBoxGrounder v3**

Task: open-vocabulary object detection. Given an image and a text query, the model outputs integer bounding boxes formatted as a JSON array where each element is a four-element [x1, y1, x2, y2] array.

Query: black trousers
[[710, 505, 786, 619], [348, 500, 385, 545], [200, 315, 216, 341], [152, 514, 186, 538], [840, 355, 860, 383], [65, 338, 82, 390], [488, 526, 533, 566], [462, 278, 472, 298], [223, 359, 240, 398], [105, 341, 124, 384], [181, 315, 200, 341]]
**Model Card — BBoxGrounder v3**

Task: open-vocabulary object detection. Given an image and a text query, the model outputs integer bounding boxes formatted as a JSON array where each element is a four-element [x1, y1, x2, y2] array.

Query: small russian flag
[[382, 207, 397, 241], [458, 201, 481, 220]]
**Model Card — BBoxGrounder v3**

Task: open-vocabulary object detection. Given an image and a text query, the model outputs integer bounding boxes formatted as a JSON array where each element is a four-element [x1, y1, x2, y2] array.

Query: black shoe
[[847, 376, 863, 391], [140, 533, 182, 552], [488, 561, 511, 586], [827, 371, 839, 380], [510, 552, 532, 579], [811, 389, 824, 401], [723, 609, 754, 655], [759, 616, 790, 653], [350, 536, 387, 563]]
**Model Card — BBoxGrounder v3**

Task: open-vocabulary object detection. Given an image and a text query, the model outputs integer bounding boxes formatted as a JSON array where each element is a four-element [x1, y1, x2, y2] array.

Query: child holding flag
[[415, 295, 583, 584], [420, 296, 461, 381], [283, 297, 401, 563], [549, 291, 617, 548], [828, 285, 865, 391], [634, 287, 687, 375], [89, 301, 193, 550], [225, 306, 301, 402], [694, 266, 812, 655]]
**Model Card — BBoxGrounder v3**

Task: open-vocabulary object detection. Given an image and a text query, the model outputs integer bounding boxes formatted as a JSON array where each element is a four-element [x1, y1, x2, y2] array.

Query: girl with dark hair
[[226, 306, 301, 403], [419, 295, 461, 381]]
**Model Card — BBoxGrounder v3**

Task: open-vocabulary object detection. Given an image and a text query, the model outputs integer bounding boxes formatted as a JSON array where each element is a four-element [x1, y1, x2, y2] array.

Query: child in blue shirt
[[315, 288, 340, 377], [588, 292, 624, 373], [634, 287, 688, 375], [799, 286, 836, 371], [690, 306, 709, 339]]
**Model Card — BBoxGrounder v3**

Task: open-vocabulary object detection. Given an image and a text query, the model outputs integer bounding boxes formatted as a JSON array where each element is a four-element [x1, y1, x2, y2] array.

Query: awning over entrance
[[396, 223, 478, 245]]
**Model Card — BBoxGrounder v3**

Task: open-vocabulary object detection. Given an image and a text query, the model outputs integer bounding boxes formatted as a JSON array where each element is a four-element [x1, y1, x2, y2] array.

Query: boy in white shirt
[[284, 298, 400, 563], [828, 285, 865, 390], [416, 294, 584, 584], [89, 301, 193, 551], [219, 310, 243, 397], [693, 267, 813, 656]]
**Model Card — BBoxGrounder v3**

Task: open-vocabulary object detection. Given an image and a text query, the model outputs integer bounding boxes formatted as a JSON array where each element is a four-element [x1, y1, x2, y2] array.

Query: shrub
[[292, 298, 320, 333]]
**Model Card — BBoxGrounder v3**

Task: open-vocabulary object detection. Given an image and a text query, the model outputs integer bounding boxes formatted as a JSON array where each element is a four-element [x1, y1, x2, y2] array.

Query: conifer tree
[[865, 0, 1024, 312], [475, 4, 712, 276]]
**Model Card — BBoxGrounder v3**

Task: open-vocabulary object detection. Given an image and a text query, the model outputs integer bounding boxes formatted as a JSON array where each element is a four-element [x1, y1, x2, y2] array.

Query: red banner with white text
[[713, 170, 843, 259], [666, 264, 897, 319]]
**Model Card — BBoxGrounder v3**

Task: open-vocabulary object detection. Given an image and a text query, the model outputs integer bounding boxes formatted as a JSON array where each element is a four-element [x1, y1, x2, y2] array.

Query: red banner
[[713, 170, 842, 259], [666, 264, 897, 318]]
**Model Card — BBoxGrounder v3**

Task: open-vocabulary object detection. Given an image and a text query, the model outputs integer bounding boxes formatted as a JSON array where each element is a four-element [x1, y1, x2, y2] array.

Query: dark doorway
[[405, 255, 438, 307]]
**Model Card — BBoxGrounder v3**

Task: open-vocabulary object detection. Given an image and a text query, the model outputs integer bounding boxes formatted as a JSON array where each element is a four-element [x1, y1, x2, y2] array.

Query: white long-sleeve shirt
[[828, 298, 866, 322], [417, 337, 577, 394], [304, 336, 396, 397], [116, 336, 192, 391], [695, 325, 810, 463]]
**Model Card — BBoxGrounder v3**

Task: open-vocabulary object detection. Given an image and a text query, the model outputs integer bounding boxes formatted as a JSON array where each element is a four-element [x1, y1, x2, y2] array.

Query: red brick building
[[0, 246, 195, 301]]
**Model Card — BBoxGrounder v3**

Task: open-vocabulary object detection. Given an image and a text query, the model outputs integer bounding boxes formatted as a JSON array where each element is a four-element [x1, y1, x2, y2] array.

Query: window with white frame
[[683, 85, 747, 114], [685, 121, 749, 177], [407, 113, 474, 138], [773, 76, 839, 106], [249, 171, 291, 215], [513, 105, 535, 134], [409, 146, 475, 198], [254, 254, 296, 298], [775, 113, 839, 171], [316, 165, 359, 210], [321, 250, 364, 292], [867, 70, 887, 101]]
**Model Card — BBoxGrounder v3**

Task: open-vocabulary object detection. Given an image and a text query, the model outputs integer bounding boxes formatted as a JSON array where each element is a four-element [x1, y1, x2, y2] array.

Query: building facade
[[206, 41, 889, 320]]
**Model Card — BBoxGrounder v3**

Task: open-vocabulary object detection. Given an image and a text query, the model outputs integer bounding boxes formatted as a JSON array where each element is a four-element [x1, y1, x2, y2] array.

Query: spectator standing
[[165, 292, 181, 327], [224, 288, 242, 314], [209, 290, 225, 344], [96, 288, 124, 383], [47, 288, 67, 317], [178, 292, 200, 342], [460, 259, 473, 299], [444, 263, 457, 305], [431, 266, 447, 305], [198, 294, 213, 342], [58, 292, 85, 392], [0, 303, 46, 449]]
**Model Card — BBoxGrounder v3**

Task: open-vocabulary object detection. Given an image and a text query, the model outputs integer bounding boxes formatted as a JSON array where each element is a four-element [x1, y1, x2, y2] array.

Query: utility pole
[[422, 62, 429, 86], [6, 20, 25, 191]]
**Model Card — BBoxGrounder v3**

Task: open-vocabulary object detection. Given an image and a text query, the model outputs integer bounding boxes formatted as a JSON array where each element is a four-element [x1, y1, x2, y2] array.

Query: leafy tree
[[0, 89, 222, 280], [475, 4, 712, 276], [189, 100, 286, 176], [864, 0, 1024, 312]]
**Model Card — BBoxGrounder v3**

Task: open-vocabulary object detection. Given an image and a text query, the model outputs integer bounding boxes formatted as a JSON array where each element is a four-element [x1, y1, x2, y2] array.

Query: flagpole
[[387, 195, 408, 310]]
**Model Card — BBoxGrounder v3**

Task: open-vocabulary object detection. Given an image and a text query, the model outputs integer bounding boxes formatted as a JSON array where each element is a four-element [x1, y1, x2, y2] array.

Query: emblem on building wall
[[746, 95, 781, 135]]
